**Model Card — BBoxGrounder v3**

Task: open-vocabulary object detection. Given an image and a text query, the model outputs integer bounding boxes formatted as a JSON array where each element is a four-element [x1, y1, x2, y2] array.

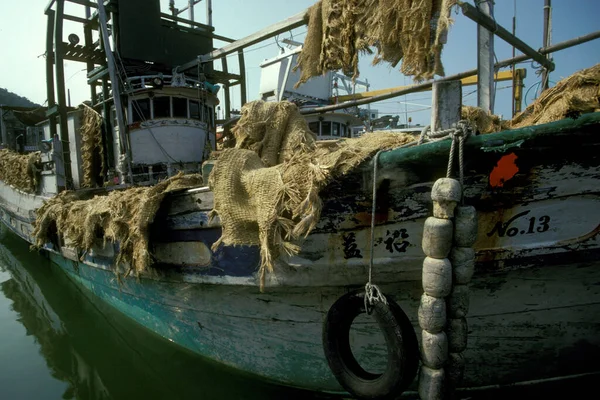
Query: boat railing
[[124, 75, 204, 94]]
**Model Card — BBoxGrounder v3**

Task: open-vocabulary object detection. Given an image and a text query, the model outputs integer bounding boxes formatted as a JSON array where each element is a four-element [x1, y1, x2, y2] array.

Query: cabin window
[[153, 96, 170, 118], [308, 122, 319, 134], [172, 97, 188, 118], [208, 106, 214, 127], [131, 98, 151, 122], [189, 100, 201, 120], [203, 105, 209, 123], [321, 121, 331, 136], [332, 122, 340, 137]]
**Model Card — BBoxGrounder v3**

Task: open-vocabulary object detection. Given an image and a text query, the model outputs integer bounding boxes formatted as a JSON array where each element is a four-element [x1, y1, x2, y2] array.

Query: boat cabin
[[258, 44, 367, 138]]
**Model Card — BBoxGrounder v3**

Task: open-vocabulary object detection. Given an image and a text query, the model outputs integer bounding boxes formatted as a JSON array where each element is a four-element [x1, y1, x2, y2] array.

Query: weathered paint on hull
[[46, 247, 600, 394], [1, 113, 600, 394]]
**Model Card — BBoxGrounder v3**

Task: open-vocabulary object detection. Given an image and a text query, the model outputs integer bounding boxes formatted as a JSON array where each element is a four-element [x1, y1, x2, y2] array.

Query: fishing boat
[[0, 225, 323, 400], [0, 1, 599, 399], [257, 42, 367, 140]]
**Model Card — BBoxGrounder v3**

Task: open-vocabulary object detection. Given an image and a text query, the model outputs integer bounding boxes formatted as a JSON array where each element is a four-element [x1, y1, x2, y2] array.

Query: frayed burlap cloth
[[209, 100, 414, 290], [294, 0, 457, 87], [80, 105, 105, 188], [461, 105, 506, 134], [510, 63, 600, 128], [0, 149, 42, 193], [461, 63, 600, 134], [32, 173, 203, 276]]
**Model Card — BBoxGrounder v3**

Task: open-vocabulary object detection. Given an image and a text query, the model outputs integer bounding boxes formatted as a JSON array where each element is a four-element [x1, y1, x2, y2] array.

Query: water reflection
[[0, 226, 336, 400]]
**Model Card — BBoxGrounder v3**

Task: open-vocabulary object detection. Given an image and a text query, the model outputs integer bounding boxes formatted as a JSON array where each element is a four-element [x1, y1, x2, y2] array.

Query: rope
[[362, 131, 461, 313], [365, 149, 388, 314], [446, 136, 457, 179], [418, 125, 430, 145], [444, 121, 471, 203]]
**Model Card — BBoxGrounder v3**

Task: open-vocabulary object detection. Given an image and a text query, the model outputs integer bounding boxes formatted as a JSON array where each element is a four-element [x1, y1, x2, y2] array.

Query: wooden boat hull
[[1, 113, 600, 394], [42, 250, 600, 394]]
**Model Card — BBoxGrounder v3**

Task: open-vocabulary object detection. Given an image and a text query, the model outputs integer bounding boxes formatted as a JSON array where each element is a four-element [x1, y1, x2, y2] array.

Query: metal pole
[[45, 9, 58, 140], [541, 0, 552, 92], [495, 30, 600, 69], [188, 0, 194, 23], [206, 0, 212, 26], [238, 50, 247, 106], [54, 0, 73, 188], [511, 0, 516, 117], [475, 0, 495, 114], [220, 30, 600, 124], [96, 0, 130, 181], [84, 4, 96, 105], [462, 2, 554, 72], [0, 106, 6, 146], [179, 7, 307, 71]]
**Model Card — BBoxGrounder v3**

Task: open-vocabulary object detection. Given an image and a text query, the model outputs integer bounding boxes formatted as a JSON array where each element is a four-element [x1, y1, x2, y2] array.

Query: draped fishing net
[[32, 173, 203, 276], [294, 0, 457, 87], [0, 149, 42, 193], [461, 106, 506, 134], [80, 105, 105, 188], [209, 100, 414, 290], [510, 63, 600, 128]]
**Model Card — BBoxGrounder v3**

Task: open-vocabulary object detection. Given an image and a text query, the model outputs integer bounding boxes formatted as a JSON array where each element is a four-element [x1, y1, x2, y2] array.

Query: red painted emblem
[[490, 152, 519, 188]]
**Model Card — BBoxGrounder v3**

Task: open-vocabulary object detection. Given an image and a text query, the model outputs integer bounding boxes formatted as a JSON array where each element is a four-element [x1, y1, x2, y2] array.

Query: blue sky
[[0, 0, 598, 126]]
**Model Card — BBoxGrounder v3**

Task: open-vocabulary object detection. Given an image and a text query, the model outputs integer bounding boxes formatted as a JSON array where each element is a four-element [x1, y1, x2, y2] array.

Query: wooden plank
[[431, 80, 462, 132]]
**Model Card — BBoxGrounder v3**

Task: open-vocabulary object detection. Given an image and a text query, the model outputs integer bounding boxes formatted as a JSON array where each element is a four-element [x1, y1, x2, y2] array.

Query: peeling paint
[[490, 152, 519, 188]]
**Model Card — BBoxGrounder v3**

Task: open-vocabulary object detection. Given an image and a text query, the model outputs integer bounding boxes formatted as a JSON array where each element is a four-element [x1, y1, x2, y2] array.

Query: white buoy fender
[[448, 284, 470, 318], [454, 206, 478, 247], [418, 294, 447, 333], [450, 247, 476, 285], [431, 178, 462, 219], [448, 317, 468, 353], [422, 217, 454, 259], [422, 257, 453, 298], [418, 366, 446, 400], [421, 330, 449, 369]]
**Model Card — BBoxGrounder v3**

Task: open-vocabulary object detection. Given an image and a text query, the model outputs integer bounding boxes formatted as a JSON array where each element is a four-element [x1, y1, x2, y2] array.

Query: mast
[[188, 0, 195, 22], [206, 0, 213, 26], [511, 0, 516, 116], [96, 0, 131, 183], [541, 0, 552, 92], [476, 0, 495, 114]]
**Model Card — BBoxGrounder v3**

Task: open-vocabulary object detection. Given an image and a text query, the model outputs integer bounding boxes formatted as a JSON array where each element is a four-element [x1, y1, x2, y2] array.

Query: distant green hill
[[0, 88, 41, 108]]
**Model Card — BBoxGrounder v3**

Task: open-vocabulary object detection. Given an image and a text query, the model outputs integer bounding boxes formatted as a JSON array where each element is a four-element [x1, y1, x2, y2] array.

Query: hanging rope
[[364, 140, 417, 313], [365, 148, 388, 314]]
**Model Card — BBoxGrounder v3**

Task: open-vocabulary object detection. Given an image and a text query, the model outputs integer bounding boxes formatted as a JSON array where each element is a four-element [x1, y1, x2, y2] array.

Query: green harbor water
[[0, 226, 335, 400]]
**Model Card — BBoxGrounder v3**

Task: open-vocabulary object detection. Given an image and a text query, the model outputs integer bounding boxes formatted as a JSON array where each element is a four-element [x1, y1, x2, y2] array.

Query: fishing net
[[79, 105, 105, 188], [510, 63, 600, 128], [209, 100, 414, 290], [32, 173, 203, 276], [0, 149, 42, 193], [294, 0, 457, 87], [461, 105, 506, 134]]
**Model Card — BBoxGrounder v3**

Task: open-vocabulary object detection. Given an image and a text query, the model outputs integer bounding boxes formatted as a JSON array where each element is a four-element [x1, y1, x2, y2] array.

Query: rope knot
[[364, 282, 388, 315], [450, 120, 471, 140]]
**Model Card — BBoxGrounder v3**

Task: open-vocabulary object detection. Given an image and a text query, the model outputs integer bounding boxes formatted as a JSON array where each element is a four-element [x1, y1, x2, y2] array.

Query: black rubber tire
[[322, 290, 419, 400]]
